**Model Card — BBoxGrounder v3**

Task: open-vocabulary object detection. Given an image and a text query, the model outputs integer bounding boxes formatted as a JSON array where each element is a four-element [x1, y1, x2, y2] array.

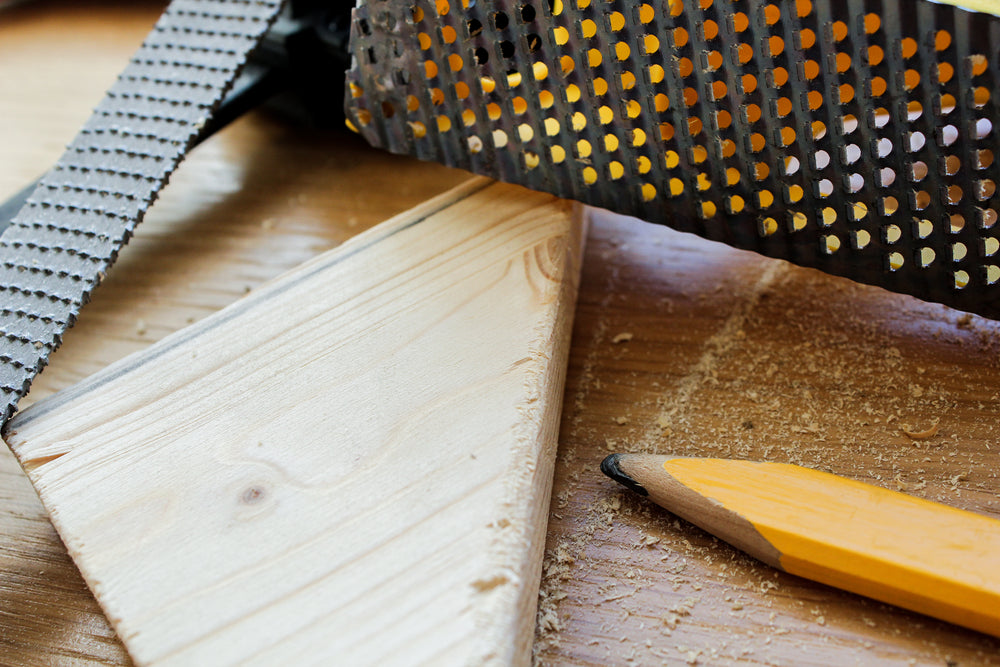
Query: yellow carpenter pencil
[[601, 453, 1000, 638]]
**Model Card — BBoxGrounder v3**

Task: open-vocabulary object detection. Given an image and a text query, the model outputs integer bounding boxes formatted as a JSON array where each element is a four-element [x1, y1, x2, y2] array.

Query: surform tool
[[602, 453, 1000, 638]]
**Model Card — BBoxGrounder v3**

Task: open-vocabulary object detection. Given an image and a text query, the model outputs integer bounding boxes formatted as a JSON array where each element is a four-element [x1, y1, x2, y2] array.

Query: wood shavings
[[535, 219, 1000, 666], [901, 421, 940, 441], [758, 580, 778, 595], [677, 646, 703, 664], [662, 596, 700, 628], [603, 588, 637, 602]]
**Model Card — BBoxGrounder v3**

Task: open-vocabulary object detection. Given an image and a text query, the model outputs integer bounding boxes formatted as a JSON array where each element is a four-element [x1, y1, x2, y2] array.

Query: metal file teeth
[[346, 0, 1000, 320], [0, 0, 286, 424]]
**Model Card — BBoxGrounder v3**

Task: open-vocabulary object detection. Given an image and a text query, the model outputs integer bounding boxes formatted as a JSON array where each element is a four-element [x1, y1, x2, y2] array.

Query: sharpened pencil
[[602, 453, 1000, 638]]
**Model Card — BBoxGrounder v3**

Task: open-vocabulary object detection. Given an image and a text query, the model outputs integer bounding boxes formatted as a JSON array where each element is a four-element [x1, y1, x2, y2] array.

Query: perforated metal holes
[[346, 0, 1000, 319]]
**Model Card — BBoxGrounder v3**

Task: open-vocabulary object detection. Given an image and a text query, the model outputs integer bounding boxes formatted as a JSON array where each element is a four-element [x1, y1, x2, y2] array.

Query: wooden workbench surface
[[2, 2, 998, 665]]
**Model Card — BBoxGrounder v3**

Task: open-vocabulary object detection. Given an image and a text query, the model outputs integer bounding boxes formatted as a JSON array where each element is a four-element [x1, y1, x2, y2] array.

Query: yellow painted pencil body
[[602, 454, 1000, 638]]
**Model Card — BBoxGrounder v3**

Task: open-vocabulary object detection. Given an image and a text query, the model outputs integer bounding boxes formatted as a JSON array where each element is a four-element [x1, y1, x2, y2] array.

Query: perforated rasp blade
[[345, 0, 1000, 319], [0, 0, 286, 423]]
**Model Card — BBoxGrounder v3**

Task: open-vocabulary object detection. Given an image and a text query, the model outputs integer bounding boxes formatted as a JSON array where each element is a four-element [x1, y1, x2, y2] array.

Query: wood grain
[[4, 2, 1000, 666], [6, 179, 584, 666], [536, 209, 1000, 665], [0, 3, 466, 664]]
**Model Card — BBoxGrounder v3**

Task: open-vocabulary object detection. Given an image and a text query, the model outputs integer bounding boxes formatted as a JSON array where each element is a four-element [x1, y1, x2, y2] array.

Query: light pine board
[[5, 178, 585, 666], [0, 4, 467, 663]]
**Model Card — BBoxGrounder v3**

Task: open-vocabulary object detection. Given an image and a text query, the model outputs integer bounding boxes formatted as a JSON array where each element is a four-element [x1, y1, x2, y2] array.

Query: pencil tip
[[601, 454, 649, 496]]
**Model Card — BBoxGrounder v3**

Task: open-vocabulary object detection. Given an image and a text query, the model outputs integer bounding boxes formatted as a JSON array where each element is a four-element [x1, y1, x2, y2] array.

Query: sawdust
[[901, 421, 941, 441], [534, 220, 1000, 665]]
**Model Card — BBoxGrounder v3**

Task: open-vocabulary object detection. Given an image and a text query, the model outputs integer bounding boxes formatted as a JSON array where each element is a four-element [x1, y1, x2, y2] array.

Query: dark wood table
[[2, 2, 999, 664]]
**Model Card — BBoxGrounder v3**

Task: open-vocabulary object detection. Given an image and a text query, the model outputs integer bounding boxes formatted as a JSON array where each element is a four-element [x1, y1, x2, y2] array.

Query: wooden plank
[[0, 5, 467, 663], [5, 179, 585, 666]]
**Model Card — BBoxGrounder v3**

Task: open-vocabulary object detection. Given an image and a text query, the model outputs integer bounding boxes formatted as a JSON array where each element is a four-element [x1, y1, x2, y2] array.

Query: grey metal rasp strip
[[0, 0, 286, 424]]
